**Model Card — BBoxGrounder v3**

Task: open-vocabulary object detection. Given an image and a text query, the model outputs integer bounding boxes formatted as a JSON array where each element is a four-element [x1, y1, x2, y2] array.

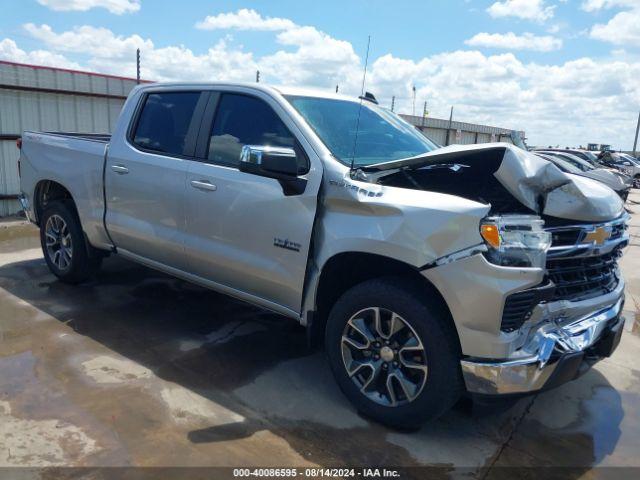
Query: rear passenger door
[[105, 89, 207, 269], [184, 91, 321, 316]]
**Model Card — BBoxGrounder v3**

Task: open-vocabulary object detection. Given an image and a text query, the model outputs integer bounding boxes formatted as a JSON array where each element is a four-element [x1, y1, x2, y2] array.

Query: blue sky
[[1, 0, 639, 149]]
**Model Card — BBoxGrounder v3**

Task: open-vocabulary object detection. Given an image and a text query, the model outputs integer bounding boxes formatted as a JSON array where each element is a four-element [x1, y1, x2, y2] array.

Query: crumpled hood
[[495, 146, 624, 221], [371, 143, 625, 223]]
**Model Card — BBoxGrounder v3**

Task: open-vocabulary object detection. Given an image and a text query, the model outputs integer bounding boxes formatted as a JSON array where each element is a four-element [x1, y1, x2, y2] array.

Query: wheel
[[40, 200, 102, 284], [325, 277, 462, 429]]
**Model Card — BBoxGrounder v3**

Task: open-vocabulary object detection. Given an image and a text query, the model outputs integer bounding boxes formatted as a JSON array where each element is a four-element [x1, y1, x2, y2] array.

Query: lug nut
[[382, 363, 388, 369], [374, 354, 380, 360], [393, 361, 399, 367]]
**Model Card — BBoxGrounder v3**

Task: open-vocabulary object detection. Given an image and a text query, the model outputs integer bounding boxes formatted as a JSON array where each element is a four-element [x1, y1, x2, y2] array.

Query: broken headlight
[[480, 215, 551, 269]]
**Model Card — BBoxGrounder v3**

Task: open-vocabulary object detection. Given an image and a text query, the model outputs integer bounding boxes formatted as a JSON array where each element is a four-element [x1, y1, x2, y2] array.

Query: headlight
[[480, 215, 551, 269]]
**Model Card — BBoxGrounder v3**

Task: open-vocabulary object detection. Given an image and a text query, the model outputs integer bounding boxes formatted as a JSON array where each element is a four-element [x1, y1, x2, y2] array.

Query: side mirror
[[239, 145, 299, 179]]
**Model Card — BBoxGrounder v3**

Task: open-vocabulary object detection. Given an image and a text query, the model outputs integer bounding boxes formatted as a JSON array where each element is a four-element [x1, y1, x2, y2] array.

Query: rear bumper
[[461, 297, 625, 395]]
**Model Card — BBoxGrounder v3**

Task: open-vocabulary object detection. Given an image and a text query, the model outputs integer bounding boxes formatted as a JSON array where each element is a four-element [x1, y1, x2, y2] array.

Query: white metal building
[[400, 113, 524, 147], [0, 60, 142, 216]]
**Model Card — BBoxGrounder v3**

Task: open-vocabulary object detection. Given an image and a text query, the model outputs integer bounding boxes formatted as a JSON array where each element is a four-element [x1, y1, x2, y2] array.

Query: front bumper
[[461, 297, 625, 395]]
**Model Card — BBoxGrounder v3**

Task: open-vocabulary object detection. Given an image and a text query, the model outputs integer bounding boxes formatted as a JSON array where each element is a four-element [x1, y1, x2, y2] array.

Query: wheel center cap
[[380, 346, 394, 362]]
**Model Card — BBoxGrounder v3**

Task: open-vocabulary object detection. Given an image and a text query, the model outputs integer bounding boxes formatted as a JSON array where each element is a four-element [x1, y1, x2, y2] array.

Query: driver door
[[183, 91, 321, 316]]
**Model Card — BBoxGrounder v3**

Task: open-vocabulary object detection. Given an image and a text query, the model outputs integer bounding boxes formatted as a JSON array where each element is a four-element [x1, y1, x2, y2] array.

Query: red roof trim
[[0, 59, 154, 83]]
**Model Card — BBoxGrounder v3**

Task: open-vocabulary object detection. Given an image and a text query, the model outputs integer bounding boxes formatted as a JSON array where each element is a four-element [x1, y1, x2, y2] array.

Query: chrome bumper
[[461, 297, 625, 395]]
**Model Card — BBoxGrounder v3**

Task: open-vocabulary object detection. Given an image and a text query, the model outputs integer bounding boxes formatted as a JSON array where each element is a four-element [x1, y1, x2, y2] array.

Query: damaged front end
[[363, 143, 624, 222], [363, 143, 629, 396]]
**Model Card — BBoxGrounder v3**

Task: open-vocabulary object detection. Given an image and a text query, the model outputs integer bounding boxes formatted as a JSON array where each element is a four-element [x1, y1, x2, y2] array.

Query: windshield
[[286, 95, 437, 167]]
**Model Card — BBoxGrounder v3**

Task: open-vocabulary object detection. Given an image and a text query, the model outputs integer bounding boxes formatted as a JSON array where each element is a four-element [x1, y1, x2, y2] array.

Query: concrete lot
[[0, 192, 639, 477]]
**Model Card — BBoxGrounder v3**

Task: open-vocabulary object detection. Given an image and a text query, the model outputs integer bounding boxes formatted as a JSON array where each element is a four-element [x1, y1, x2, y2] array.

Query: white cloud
[[196, 8, 295, 31], [589, 7, 640, 45], [5, 10, 640, 149], [465, 32, 562, 51], [24, 24, 153, 58], [581, 0, 637, 11], [0, 38, 83, 69], [36, 0, 140, 14], [487, 0, 556, 22]]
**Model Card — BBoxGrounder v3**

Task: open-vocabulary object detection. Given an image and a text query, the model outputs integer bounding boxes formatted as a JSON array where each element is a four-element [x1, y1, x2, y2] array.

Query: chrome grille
[[544, 216, 628, 302]]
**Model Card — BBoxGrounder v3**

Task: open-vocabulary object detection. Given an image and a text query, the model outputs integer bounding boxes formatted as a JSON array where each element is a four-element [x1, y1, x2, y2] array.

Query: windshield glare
[[286, 95, 437, 167]]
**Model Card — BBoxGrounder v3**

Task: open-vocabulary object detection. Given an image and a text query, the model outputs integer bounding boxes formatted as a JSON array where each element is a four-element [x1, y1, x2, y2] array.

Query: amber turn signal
[[480, 224, 501, 248]]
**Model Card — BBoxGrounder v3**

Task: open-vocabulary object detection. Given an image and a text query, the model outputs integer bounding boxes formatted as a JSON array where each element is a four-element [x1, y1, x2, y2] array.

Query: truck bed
[[42, 132, 111, 143], [19, 130, 111, 249]]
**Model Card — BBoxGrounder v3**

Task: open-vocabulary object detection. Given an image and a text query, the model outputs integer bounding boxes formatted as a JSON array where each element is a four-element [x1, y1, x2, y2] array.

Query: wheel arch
[[307, 251, 460, 351], [33, 179, 77, 225]]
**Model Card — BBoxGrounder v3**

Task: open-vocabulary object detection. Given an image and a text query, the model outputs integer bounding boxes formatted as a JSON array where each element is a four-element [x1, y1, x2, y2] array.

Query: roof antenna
[[349, 35, 371, 177]]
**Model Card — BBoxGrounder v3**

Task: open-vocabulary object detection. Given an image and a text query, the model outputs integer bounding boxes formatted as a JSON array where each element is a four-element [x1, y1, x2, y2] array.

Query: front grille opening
[[502, 291, 538, 332], [501, 281, 555, 332], [551, 230, 581, 247], [546, 250, 620, 302]]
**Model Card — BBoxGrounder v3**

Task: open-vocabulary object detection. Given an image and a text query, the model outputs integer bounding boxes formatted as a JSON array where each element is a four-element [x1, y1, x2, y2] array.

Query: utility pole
[[412, 85, 416, 117], [391, 96, 395, 112], [256, 70, 260, 83], [634, 111, 640, 157], [422, 101, 427, 127], [136, 48, 140, 84], [445, 106, 454, 146]]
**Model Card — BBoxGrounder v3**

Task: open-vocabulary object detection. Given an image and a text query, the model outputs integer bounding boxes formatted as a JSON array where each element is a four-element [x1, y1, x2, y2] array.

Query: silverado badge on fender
[[274, 238, 301, 252]]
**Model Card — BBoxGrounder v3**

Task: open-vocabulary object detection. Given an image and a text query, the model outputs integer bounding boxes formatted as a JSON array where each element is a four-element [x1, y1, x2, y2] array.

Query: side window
[[132, 92, 201, 156], [207, 94, 298, 168]]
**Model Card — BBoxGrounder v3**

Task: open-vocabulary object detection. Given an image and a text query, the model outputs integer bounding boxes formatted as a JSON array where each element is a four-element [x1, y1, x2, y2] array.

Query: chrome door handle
[[190, 180, 217, 191], [111, 165, 129, 174]]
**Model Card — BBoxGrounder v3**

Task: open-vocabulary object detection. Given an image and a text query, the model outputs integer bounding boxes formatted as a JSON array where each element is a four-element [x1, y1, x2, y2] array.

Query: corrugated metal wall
[[0, 61, 140, 216]]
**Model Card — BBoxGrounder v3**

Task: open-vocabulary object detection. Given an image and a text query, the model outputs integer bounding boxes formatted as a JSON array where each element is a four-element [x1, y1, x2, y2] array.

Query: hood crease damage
[[370, 144, 624, 223]]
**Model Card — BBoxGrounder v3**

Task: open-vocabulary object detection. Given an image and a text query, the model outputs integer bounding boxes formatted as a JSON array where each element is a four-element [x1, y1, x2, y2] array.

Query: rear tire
[[40, 200, 102, 284], [325, 277, 462, 429]]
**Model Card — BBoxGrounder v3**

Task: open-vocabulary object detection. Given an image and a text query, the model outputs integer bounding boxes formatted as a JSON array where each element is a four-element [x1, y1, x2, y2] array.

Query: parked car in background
[[537, 148, 634, 187], [536, 148, 600, 165], [17, 82, 629, 427], [609, 153, 640, 188], [535, 153, 630, 201], [597, 151, 640, 181]]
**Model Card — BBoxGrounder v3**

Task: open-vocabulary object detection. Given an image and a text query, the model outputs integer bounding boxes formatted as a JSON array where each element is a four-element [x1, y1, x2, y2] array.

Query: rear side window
[[207, 94, 295, 167], [133, 92, 201, 156]]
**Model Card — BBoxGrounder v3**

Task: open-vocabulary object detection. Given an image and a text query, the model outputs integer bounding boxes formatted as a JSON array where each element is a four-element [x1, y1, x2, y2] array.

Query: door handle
[[190, 180, 217, 191], [111, 165, 129, 174]]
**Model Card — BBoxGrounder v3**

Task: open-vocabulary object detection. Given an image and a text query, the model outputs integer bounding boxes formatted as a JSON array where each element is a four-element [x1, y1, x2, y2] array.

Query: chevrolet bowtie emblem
[[584, 226, 611, 246]]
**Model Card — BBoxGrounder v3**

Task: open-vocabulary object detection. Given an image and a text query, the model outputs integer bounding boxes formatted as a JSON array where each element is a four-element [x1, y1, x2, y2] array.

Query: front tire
[[40, 200, 102, 284], [325, 277, 462, 429]]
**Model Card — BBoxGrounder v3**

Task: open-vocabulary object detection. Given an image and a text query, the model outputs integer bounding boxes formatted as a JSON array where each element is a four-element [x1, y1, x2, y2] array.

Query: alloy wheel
[[45, 214, 73, 271], [341, 307, 428, 407]]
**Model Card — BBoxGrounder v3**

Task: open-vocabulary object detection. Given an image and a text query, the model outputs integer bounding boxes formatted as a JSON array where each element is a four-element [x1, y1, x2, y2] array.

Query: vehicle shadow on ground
[[0, 255, 628, 472]]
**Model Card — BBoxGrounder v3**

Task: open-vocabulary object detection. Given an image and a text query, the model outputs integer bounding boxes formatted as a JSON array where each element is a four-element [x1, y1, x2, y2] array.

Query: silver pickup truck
[[18, 83, 628, 428]]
